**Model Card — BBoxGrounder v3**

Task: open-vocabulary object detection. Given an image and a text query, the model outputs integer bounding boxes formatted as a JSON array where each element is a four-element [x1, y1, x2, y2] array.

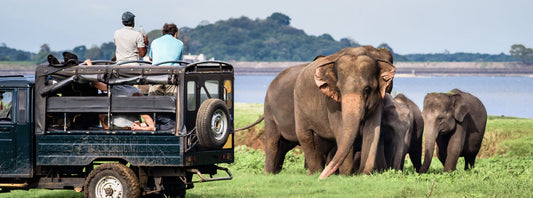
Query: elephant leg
[[408, 138, 422, 172], [298, 129, 323, 175], [353, 151, 361, 174], [391, 133, 406, 171], [464, 153, 476, 170], [315, 135, 335, 169], [375, 135, 388, 172], [277, 138, 298, 170], [436, 136, 449, 166], [338, 147, 354, 175], [443, 125, 466, 172], [264, 120, 294, 174], [349, 137, 362, 174]]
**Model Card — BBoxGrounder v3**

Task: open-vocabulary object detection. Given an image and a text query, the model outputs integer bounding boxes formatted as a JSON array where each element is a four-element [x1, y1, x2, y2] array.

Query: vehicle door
[[0, 88, 32, 177], [0, 89, 16, 171]]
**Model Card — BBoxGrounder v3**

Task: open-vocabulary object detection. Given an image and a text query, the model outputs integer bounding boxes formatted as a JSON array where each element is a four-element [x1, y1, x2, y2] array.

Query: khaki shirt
[[114, 26, 145, 63]]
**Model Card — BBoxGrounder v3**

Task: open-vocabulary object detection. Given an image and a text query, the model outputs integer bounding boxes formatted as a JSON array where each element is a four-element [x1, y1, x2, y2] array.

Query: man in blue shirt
[[149, 23, 184, 66], [148, 23, 184, 96]]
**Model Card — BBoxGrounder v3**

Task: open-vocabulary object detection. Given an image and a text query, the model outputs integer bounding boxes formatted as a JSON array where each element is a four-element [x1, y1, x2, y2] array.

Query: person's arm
[[92, 82, 108, 91], [99, 114, 109, 130], [138, 35, 149, 58], [139, 47, 147, 58], [131, 114, 155, 131]]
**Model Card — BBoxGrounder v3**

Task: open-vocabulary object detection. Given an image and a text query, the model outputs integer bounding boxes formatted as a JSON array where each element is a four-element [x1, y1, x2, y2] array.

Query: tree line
[[1, 12, 530, 64]]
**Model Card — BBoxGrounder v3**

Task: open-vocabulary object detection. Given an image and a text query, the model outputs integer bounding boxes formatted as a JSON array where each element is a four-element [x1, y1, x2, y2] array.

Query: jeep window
[[17, 89, 27, 123], [0, 90, 13, 122], [187, 81, 196, 111], [201, 80, 219, 103]]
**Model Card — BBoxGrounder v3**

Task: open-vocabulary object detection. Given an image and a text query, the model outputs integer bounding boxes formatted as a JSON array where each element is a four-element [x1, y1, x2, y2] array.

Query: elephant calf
[[419, 89, 487, 173], [380, 93, 424, 172]]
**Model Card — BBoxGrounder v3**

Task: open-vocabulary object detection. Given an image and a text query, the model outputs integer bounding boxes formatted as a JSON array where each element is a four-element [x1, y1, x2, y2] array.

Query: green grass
[[186, 146, 533, 197], [234, 102, 264, 129], [0, 189, 82, 198], [1, 104, 532, 197], [0, 61, 37, 70]]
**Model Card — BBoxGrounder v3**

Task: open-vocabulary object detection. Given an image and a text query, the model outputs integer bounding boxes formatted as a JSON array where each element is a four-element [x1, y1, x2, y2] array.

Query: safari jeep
[[0, 60, 235, 197]]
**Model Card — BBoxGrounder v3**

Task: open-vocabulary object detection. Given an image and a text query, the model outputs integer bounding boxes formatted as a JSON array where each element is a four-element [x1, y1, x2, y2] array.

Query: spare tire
[[196, 99, 231, 149]]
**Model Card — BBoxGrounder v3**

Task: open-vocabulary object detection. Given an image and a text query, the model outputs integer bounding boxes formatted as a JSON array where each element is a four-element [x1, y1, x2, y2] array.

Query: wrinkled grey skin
[[263, 63, 305, 173], [294, 46, 395, 179], [263, 46, 395, 175], [394, 94, 424, 172], [419, 89, 487, 173], [380, 93, 424, 172]]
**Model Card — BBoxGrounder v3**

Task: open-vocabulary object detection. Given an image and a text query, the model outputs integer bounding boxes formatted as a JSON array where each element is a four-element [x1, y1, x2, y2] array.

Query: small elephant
[[419, 89, 487, 173], [380, 93, 424, 172]]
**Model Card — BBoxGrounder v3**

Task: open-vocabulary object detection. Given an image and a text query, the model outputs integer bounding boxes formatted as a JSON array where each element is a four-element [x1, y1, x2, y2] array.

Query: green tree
[[267, 12, 291, 26], [85, 46, 102, 60], [100, 42, 115, 60], [72, 45, 87, 60], [36, 44, 51, 64], [510, 44, 533, 63]]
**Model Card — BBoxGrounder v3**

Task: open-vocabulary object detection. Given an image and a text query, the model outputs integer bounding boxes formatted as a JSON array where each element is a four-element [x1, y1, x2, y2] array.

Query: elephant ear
[[452, 94, 469, 122], [377, 59, 396, 98], [314, 60, 339, 102], [314, 55, 326, 61]]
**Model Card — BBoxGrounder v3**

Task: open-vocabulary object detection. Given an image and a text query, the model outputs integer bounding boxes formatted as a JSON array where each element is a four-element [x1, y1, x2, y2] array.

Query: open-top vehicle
[[0, 58, 235, 197]]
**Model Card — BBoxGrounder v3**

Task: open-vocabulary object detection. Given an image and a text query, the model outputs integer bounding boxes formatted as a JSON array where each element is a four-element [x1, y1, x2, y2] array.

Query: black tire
[[84, 163, 140, 198], [196, 99, 231, 149]]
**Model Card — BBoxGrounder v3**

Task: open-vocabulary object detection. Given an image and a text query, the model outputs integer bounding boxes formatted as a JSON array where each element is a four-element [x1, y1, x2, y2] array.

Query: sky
[[2, 0, 532, 55]]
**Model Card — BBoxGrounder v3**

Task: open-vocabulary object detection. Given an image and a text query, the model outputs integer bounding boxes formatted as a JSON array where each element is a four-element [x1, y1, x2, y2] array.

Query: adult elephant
[[262, 63, 307, 173], [419, 89, 487, 173], [294, 46, 396, 179], [380, 93, 424, 172], [259, 46, 394, 175]]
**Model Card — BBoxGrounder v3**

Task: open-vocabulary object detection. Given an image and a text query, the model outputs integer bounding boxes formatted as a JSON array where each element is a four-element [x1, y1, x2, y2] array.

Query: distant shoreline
[[1, 62, 533, 77], [232, 61, 533, 77]]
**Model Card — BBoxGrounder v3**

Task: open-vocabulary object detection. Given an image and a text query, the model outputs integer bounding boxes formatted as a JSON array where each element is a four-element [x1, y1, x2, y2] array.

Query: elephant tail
[[235, 115, 264, 132]]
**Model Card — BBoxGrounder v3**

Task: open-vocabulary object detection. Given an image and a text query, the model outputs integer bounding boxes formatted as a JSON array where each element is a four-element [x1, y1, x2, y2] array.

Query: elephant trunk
[[359, 101, 383, 174], [420, 124, 437, 173], [391, 141, 405, 170], [319, 94, 364, 179]]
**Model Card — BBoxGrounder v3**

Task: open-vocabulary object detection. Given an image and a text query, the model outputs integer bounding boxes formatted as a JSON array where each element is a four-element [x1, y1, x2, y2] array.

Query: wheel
[[84, 163, 140, 198], [196, 99, 231, 149]]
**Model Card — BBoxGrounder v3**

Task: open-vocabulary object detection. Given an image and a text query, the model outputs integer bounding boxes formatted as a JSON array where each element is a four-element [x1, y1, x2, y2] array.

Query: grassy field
[[1, 103, 531, 197]]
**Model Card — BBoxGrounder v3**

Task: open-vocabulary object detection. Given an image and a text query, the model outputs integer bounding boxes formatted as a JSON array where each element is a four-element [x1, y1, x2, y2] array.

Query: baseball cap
[[122, 11, 135, 22]]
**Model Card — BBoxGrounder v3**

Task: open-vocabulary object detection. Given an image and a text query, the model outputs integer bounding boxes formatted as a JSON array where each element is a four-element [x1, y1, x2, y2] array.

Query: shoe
[[63, 51, 79, 66], [47, 54, 61, 66]]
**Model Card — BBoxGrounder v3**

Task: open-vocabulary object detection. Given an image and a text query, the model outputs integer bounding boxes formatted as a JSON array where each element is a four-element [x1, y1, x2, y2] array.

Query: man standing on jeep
[[149, 23, 184, 66], [148, 23, 184, 96], [114, 11, 149, 63]]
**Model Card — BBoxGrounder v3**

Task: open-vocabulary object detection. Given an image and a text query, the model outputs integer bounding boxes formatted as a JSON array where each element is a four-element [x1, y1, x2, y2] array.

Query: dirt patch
[[235, 126, 264, 150]]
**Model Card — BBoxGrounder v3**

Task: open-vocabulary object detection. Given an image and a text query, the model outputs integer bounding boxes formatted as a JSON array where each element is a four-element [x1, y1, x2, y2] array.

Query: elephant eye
[[363, 86, 371, 95]]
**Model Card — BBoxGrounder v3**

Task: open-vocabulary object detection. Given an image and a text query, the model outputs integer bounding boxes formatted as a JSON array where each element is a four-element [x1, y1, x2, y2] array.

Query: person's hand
[[131, 122, 141, 130], [83, 59, 93, 66], [143, 35, 149, 45]]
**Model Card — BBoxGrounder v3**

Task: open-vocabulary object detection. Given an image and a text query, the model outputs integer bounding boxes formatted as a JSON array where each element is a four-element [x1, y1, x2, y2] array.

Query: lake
[[235, 75, 533, 119]]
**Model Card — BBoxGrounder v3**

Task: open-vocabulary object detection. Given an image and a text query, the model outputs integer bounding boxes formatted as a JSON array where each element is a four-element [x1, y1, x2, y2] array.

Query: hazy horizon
[[2, 0, 532, 55]]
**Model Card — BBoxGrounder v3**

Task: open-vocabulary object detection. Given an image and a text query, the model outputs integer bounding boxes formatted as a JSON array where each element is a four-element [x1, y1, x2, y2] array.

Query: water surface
[[235, 75, 533, 119]]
